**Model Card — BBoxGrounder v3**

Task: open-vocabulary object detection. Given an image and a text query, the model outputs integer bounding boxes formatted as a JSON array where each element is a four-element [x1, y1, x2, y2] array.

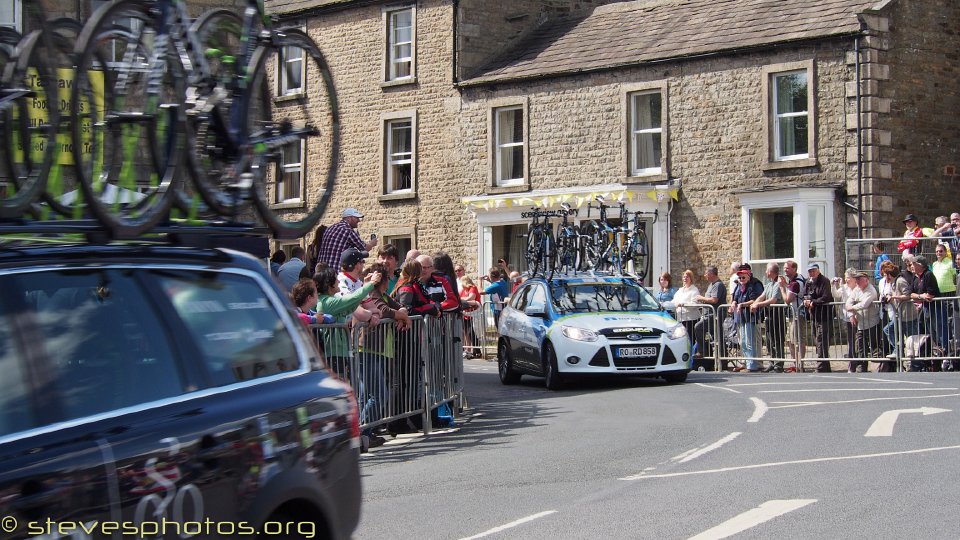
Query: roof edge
[[457, 32, 862, 88]]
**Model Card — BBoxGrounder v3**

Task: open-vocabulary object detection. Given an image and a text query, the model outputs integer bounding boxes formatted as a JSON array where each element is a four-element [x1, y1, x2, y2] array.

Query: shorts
[[785, 319, 802, 346]]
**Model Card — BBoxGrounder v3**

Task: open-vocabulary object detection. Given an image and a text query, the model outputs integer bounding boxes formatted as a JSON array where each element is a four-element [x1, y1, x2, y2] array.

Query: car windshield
[[550, 281, 660, 313]]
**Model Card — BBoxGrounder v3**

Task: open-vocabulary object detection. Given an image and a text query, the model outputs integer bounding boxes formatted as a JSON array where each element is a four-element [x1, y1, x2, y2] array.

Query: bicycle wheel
[[29, 18, 88, 220], [578, 220, 601, 271], [180, 8, 247, 219], [244, 29, 340, 239], [0, 28, 58, 218], [526, 226, 544, 277], [71, 0, 185, 237], [555, 226, 580, 273], [630, 228, 651, 281]]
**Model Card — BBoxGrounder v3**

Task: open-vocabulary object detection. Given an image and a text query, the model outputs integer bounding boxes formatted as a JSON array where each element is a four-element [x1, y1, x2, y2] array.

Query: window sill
[[624, 172, 668, 184], [274, 92, 305, 104], [486, 184, 530, 195], [381, 77, 418, 89], [763, 158, 818, 172], [379, 191, 417, 202], [270, 200, 305, 210]]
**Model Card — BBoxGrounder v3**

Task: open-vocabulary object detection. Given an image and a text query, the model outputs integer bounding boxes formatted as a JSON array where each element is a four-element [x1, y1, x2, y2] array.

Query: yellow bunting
[[669, 189, 679, 201], [505, 199, 513, 208], [575, 196, 584, 208], [646, 190, 658, 202], [626, 191, 635, 202]]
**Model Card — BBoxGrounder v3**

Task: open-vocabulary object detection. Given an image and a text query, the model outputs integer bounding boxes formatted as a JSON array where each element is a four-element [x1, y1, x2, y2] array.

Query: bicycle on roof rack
[[578, 195, 654, 280], [554, 202, 580, 275], [521, 207, 559, 278], [68, 0, 340, 239]]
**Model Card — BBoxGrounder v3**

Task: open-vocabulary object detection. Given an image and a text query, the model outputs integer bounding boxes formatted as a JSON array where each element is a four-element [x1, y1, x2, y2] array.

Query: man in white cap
[[317, 208, 378, 270]]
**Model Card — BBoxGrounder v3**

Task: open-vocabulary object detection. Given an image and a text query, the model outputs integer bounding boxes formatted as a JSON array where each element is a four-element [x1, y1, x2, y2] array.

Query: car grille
[[599, 327, 664, 339]]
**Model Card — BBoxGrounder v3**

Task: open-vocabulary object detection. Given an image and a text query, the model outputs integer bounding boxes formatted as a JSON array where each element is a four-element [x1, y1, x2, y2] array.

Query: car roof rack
[[0, 219, 272, 254]]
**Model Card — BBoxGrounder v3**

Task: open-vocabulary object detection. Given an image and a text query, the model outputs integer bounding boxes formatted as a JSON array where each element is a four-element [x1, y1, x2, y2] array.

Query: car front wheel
[[543, 342, 564, 390], [498, 340, 521, 385]]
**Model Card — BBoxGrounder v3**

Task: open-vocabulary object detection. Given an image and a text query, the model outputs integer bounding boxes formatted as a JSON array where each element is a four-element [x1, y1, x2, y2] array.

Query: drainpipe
[[855, 36, 864, 239]]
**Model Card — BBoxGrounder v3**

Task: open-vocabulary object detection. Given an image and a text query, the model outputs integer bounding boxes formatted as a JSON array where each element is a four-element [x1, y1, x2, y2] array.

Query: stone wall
[[458, 42, 857, 278], [869, 0, 960, 235], [298, 0, 479, 264]]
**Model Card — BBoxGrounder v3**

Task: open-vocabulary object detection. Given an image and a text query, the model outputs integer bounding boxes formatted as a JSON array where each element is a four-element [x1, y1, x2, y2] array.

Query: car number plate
[[617, 346, 657, 358]]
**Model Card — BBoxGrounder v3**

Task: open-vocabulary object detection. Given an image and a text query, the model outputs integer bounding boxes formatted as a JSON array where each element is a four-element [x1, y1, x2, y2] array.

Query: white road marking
[[727, 380, 933, 386], [768, 393, 960, 409], [687, 499, 817, 540], [671, 447, 700, 462], [694, 382, 742, 394], [619, 445, 960, 480], [864, 407, 952, 437], [758, 387, 957, 393], [458, 511, 557, 540], [748, 397, 768, 423], [857, 377, 934, 385], [674, 432, 742, 464]]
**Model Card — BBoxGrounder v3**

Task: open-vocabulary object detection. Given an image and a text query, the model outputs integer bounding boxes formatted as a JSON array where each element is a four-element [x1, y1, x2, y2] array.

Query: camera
[[394, 268, 401, 278]]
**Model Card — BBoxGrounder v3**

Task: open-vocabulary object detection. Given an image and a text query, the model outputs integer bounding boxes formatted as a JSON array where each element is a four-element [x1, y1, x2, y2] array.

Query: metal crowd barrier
[[309, 313, 466, 436], [473, 300, 506, 361], [846, 236, 957, 277], [706, 296, 960, 373]]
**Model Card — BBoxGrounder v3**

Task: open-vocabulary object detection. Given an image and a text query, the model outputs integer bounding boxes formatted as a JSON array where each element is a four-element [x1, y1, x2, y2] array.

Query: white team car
[[496, 274, 690, 389]]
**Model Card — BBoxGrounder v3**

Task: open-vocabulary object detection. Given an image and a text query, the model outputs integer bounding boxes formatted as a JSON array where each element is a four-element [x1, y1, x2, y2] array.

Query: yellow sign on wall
[[14, 68, 104, 166]]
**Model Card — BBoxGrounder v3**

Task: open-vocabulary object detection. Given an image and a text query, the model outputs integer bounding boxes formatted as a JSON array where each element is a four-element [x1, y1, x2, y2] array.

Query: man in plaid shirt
[[317, 208, 378, 270]]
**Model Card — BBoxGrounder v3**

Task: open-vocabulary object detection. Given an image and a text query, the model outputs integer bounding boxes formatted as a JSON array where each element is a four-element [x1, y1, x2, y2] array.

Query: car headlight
[[667, 323, 687, 340], [561, 326, 599, 342]]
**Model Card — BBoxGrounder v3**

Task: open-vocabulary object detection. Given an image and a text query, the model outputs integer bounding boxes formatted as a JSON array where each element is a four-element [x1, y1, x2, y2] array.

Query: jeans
[[739, 321, 760, 370], [883, 316, 920, 355], [359, 354, 386, 425], [933, 300, 953, 352]]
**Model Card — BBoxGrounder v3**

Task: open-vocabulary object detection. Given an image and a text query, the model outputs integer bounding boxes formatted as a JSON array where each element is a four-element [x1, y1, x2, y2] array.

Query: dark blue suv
[[0, 242, 361, 540]]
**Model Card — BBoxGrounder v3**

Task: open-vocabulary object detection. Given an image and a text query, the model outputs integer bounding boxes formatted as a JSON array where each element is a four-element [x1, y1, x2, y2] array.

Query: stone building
[[268, 0, 958, 281]]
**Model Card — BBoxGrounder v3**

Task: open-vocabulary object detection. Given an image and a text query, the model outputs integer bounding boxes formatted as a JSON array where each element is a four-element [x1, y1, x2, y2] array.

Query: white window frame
[[493, 105, 525, 187], [773, 70, 809, 160], [379, 110, 417, 200], [386, 118, 413, 194], [384, 6, 415, 83], [275, 139, 304, 204], [739, 187, 836, 278], [0, 0, 20, 31], [629, 90, 664, 175], [279, 44, 305, 97], [762, 60, 817, 169]]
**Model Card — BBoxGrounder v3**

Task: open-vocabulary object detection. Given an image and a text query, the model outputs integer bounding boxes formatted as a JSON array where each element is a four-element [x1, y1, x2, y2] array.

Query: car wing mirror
[[524, 306, 548, 318]]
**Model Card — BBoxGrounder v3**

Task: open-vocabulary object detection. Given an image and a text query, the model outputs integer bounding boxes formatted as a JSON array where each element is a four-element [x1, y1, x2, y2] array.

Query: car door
[[503, 286, 530, 368], [100, 267, 307, 537], [522, 285, 550, 373], [0, 271, 113, 540]]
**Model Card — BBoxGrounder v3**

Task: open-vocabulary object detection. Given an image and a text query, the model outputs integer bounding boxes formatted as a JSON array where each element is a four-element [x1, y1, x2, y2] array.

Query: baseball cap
[[736, 263, 752, 275], [340, 247, 369, 269], [913, 255, 929, 268], [343, 208, 364, 219], [856, 271, 870, 279], [807, 263, 820, 271], [902, 213, 918, 223]]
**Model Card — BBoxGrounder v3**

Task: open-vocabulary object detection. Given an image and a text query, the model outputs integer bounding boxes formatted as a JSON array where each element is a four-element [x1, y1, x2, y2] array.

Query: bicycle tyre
[[555, 225, 580, 273], [0, 29, 58, 218], [71, 0, 185, 237], [630, 228, 651, 281], [245, 29, 340, 239], [180, 8, 246, 218], [579, 220, 603, 271], [31, 18, 87, 219], [526, 226, 543, 277]]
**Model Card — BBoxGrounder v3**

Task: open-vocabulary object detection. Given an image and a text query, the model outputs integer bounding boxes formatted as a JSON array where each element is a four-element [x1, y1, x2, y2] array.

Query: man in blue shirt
[[480, 267, 511, 327]]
